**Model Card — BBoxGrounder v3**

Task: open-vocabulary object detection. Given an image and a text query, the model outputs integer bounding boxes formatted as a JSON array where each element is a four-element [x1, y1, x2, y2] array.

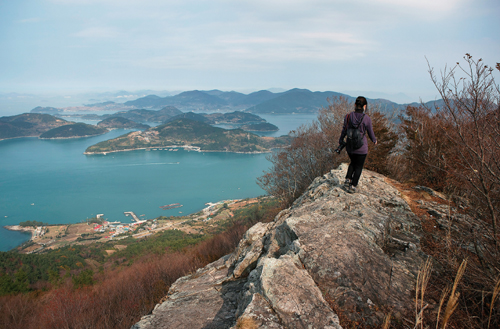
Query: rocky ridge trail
[[132, 164, 428, 329]]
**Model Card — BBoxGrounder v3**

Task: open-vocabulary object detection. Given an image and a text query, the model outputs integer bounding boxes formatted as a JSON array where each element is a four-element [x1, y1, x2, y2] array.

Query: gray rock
[[132, 164, 427, 328]]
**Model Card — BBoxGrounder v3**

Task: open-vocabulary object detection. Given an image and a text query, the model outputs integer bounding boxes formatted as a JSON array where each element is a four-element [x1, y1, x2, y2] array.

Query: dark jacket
[[339, 111, 377, 155]]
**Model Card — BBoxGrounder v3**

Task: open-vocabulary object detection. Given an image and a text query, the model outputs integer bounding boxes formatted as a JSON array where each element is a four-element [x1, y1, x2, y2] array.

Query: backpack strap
[[348, 113, 365, 128]]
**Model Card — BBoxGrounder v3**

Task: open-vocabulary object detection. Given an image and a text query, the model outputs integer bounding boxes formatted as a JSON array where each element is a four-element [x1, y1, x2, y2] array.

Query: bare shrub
[[258, 96, 398, 205], [400, 54, 500, 328], [398, 105, 453, 189], [365, 110, 399, 176], [428, 54, 500, 244]]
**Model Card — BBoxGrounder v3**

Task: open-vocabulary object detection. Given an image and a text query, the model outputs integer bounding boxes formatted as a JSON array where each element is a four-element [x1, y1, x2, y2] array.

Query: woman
[[338, 96, 377, 193]]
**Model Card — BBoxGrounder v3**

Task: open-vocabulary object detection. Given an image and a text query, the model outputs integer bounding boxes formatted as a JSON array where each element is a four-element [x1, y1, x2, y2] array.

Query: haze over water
[[0, 114, 317, 251]]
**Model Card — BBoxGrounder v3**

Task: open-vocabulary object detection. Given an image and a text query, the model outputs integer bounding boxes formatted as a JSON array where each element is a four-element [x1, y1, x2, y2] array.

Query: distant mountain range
[[123, 88, 443, 114], [27, 88, 444, 116]]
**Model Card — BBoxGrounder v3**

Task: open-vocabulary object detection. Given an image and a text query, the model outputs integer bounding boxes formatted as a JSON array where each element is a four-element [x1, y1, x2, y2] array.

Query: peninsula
[[84, 118, 290, 154]]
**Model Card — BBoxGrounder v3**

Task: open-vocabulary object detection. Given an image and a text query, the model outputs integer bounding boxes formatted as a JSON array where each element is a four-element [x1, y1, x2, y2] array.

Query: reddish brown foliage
[[394, 55, 500, 329], [0, 205, 280, 329]]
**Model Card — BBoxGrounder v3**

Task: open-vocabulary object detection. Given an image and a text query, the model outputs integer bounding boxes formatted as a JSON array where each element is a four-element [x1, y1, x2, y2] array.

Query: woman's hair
[[355, 96, 367, 112]]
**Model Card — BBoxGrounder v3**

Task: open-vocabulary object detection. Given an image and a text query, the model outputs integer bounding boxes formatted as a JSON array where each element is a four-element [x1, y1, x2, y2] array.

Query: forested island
[[85, 118, 290, 154], [240, 122, 279, 131], [0, 113, 70, 140], [97, 116, 150, 129], [39, 122, 108, 139]]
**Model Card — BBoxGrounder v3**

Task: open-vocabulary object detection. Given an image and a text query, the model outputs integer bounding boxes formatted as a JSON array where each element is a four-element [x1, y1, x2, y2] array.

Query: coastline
[[3, 197, 266, 253], [39, 130, 110, 140], [0, 135, 39, 142], [1, 132, 108, 142], [4, 225, 36, 238], [84, 144, 272, 155]]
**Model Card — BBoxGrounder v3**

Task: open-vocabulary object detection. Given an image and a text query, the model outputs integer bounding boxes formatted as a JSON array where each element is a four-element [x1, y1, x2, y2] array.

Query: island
[[40, 122, 108, 139], [0, 113, 70, 140], [240, 122, 279, 132], [97, 116, 150, 129], [84, 118, 290, 154], [106, 106, 182, 123]]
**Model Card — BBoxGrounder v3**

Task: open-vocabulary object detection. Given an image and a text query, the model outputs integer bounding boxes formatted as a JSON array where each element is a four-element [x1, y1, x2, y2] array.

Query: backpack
[[346, 113, 365, 150]]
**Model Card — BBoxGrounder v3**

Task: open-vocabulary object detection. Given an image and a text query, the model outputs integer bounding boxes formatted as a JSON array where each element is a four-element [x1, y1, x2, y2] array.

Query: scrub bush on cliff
[[399, 54, 500, 328], [257, 97, 350, 206], [258, 96, 398, 206]]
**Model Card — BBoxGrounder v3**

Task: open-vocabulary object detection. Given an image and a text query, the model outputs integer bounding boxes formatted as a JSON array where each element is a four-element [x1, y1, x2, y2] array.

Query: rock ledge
[[133, 164, 426, 328]]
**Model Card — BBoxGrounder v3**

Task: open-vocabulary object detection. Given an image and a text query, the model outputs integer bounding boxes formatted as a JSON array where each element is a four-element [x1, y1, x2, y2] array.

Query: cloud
[[372, 0, 464, 12]]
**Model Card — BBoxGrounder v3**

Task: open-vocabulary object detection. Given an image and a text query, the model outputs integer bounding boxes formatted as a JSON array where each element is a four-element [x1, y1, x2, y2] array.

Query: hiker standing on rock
[[338, 96, 377, 193]]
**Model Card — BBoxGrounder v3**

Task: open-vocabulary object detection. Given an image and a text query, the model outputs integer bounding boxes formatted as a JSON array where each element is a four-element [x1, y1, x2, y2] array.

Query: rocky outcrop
[[133, 164, 427, 329]]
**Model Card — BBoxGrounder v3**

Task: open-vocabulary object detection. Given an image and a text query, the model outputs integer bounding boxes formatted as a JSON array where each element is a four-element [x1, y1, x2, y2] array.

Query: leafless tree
[[428, 54, 500, 248]]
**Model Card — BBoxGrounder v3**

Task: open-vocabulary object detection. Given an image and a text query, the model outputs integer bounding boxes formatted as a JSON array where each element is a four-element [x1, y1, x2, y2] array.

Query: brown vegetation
[[0, 203, 281, 329], [259, 54, 499, 328], [258, 96, 398, 206], [386, 55, 500, 329]]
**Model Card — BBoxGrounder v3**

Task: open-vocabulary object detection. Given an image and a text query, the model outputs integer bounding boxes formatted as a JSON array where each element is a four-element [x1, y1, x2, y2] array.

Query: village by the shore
[[4, 197, 263, 254]]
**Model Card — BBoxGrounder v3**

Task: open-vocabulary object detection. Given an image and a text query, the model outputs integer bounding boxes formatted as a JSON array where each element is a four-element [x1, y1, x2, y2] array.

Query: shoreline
[[3, 225, 36, 238], [84, 145, 272, 155], [39, 130, 110, 140], [1, 132, 108, 142], [2, 197, 265, 252]]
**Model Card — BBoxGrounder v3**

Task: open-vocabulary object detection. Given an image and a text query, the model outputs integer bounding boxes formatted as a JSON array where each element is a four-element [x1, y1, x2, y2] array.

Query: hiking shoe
[[347, 185, 357, 194], [344, 179, 351, 189]]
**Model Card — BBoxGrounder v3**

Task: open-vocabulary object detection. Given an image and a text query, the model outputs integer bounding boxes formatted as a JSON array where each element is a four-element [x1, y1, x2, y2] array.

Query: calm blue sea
[[0, 113, 317, 251]]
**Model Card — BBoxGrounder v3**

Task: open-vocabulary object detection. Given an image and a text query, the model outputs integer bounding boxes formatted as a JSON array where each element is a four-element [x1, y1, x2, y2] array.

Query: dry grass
[[415, 257, 432, 329], [439, 259, 467, 329], [488, 276, 500, 329], [235, 317, 258, 329], [382, 313, 391, 329]]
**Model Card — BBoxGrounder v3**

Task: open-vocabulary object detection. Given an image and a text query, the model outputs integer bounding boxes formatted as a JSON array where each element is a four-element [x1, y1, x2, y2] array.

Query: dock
[[124, 211, 140, 222]]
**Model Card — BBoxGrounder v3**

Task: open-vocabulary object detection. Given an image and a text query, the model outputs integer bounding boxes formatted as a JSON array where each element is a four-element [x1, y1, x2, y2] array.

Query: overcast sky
[[0, 0, 498, 102]]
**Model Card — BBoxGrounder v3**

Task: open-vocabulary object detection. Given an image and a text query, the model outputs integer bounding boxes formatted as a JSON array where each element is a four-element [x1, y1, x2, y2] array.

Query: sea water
[[0, 114, 318, 251]]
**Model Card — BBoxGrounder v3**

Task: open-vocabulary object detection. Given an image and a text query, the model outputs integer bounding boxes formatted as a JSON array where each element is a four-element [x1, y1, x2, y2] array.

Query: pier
[[124, 211, 140, 222]]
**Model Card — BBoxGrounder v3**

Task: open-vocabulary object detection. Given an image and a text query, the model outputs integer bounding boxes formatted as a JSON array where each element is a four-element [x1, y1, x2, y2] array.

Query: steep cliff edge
[[133, 164, 426, 329]]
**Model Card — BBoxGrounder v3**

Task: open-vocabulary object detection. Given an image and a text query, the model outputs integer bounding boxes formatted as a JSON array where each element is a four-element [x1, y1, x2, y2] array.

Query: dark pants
[[346, 153, 367, 187]]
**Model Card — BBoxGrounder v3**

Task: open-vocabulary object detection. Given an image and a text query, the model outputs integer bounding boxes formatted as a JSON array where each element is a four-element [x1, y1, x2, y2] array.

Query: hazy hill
[[40, 122, 108, 139], [85, 118, 290, 154], [237, 90, 280, 106], [109, 106, 182, 123], [244, 88, 350, 113], [0, 113, 69, 140], [203, 89, 280, 107], [240, 122, 279, 132], [165, 111, 267, 126], [30, 106, 63, 114], [124, 90, 282, 112], [204, 111, 265, 124], [125, 90, 229, 111], [97, 117, 150, 129], [165, 112, 209, 124], [123, 88, 413, 114]]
